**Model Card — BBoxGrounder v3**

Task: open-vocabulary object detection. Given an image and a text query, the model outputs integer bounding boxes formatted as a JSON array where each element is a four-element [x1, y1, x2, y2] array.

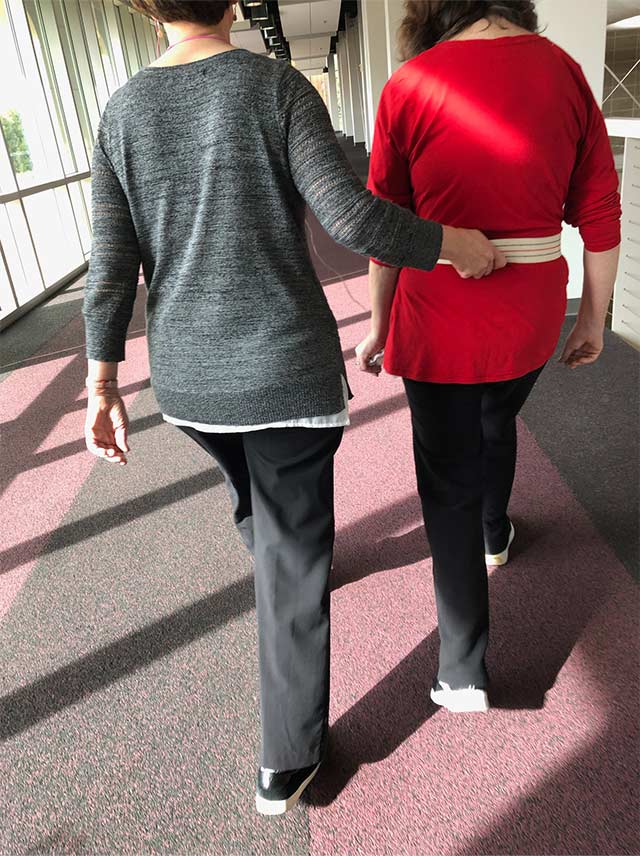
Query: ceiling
[[230, 24, 268, 54], [608, 0, 640, 23], [279, 0, 340, 75]]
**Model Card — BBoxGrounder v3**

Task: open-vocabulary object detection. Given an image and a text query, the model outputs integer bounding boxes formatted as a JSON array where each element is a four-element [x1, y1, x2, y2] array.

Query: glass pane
[[89, 1, 120, 96], [0, 123, 17, 193], [50, 0, 101, 150], [77, 0, 111, 113], [68, 179, 91, 257], [133, 14, 151, 67], [0, 252, 18, 320], [102, 0, 129, 86], [22, 0, 87, 177], [0, 0, 64, 189], [22, 187, 83, 286], [81, 177, 92, 227], [96, 0, 129, 86], [118, 6, 141, 75], [0, 200, 44, 304], [143, 18, 158, 65]]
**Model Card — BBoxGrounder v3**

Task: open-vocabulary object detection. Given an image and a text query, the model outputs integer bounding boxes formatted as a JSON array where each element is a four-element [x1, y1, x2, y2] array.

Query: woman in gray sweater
[[83, 0, 502, 815]]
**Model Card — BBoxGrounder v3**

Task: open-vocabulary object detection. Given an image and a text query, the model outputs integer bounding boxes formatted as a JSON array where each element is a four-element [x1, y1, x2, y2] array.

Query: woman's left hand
[[355, 332, 386, 375]]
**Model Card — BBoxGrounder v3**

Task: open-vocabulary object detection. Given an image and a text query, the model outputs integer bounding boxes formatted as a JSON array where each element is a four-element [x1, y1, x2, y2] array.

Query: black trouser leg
[[481, 366, 545, 553], [242, 426, 343, 771], [177, 426, 254, 552], [403, 379, 489, 689]]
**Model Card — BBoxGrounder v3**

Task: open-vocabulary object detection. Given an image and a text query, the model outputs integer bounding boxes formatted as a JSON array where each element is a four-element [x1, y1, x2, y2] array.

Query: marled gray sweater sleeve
[[83, 123, 141, 362], [279, 65, 442, 270]]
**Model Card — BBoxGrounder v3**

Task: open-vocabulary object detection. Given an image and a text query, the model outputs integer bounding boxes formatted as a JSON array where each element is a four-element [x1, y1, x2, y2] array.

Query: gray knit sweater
[[83, 49, 442, 424]]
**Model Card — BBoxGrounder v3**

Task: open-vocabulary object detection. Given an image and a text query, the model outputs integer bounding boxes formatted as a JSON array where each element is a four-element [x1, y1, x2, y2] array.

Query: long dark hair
[[397, 0, 538, 60]]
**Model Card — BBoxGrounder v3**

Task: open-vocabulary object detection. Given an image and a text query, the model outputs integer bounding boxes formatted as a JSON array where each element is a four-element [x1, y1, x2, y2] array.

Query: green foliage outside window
[[1, 109, 33, 174]]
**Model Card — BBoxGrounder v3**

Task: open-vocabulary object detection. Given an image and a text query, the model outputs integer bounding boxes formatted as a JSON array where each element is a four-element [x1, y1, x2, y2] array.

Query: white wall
[[326, 53, 342, 132], [384, 0, 404, 76], [535, 0, 608, 300], [345, 16, 366, 143], [337, 38, 353, 137], [360, 0, 389, 152]]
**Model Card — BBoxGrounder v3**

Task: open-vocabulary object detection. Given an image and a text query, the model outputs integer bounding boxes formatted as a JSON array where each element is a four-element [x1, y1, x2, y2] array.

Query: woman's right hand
[[558, 319, 605, 368], [440, 226, 507, 279], [85, 392, 130, 465]]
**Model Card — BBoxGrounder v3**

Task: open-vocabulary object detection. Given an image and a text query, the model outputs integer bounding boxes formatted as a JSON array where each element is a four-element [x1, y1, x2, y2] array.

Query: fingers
[[558, 345, 571, 365], [355, 341, 384, 375], [474, 258, 495, 280], [114, 423, 129, 454], [559, 347, 600, 368], [493, 248, 508, 270], [85, 435, 127, 465], [478, 247, 507, 278], [355, 354, 382, 375]]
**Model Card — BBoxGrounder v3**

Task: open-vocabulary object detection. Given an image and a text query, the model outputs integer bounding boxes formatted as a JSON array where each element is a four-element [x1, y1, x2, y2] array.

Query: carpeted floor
[[1, 137, 638, 856]]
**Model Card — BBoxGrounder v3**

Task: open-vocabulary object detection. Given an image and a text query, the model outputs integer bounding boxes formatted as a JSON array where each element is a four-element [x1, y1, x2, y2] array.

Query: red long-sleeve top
[[368, 34, 621, 384]]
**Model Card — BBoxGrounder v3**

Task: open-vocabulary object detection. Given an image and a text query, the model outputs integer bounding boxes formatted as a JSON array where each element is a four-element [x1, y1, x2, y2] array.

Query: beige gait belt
[[437, 233, 562, 265]]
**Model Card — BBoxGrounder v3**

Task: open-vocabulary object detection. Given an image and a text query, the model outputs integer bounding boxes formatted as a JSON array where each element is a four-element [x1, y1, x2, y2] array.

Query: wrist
[[575, 311, 605, 331], [439, 226, 460, 264], [369, 325, 388, 344], [86, 377, 120, 397]]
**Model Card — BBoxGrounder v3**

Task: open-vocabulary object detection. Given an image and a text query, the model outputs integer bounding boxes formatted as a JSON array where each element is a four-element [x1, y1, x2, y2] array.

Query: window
[[0, 0, 160, 327], [0, 0, 64, 188], [0, 200, 44, 305], [0, 247, 18, 321], [22, 0, 89, 176], [22, 186, 83, 285]]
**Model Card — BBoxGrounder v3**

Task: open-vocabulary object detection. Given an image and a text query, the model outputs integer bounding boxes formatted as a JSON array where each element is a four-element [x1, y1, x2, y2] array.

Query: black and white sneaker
[[255, 763, 321, 815], [485, 519, 515, 567]]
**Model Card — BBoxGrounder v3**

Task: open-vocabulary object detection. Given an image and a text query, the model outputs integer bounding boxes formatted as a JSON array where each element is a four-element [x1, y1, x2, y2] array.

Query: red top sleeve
[[564, 77, 621, 252], [367, 80, 414, 267]]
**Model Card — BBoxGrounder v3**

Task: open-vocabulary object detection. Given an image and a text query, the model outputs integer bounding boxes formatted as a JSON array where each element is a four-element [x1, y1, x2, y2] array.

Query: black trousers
[[178, 424, 343, 771], [403, 365, 544, 689]]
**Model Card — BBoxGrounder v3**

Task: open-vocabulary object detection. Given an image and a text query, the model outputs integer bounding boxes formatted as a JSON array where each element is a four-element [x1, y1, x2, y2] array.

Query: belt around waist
[[437, 233, 562, 265]]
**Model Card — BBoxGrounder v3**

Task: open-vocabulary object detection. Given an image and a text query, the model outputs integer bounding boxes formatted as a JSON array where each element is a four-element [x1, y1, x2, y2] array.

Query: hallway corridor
[[1, 138, 638, 855]]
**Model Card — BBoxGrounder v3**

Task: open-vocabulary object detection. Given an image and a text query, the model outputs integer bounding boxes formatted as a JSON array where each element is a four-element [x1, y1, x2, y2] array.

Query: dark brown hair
[[397, 1, 538, 60], [130, 0, 231, 25]]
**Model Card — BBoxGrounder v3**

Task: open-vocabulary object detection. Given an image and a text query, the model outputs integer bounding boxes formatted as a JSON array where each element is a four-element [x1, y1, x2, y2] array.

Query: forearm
[[83, 133, 141, 363], [369, 261, 400, 340], [299, 137, 443, 270], [578, 245, 620, 327], [284, 71, 442, 271]]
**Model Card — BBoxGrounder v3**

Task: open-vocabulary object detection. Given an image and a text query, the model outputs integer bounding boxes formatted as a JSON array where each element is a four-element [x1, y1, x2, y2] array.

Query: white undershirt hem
[[163, 377, 350, 433]]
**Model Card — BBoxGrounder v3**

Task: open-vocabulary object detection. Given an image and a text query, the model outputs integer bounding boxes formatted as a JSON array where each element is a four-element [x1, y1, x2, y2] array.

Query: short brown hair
[[130, 0, 231, 25], [397, 0, 538, 60]]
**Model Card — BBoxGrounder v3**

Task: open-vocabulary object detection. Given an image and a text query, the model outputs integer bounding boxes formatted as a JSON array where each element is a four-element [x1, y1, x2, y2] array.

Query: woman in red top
[[356, 0, 621, 712]]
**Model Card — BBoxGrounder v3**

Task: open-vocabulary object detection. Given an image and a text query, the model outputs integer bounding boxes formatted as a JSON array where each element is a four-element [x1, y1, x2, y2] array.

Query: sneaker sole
[[255, 763, 320, 816], [430, 687, 490, 713], [485, 522, 515, 567]]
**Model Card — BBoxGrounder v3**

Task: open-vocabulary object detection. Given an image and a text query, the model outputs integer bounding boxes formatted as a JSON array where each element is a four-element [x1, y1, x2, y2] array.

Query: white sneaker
[[485, 520, 515, 566], [430, 680, 490, 713]]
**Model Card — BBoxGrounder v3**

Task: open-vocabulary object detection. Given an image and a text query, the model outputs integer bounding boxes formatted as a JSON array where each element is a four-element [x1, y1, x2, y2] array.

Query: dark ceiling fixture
[[240, 0, 290, 61], [247, 2, 269, 22], [338, 0, 358, 33], [266, 0, 291, 61]]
